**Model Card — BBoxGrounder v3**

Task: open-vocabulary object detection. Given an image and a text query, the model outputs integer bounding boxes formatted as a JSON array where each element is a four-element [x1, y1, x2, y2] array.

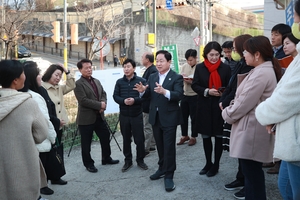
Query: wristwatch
[[66, 70, 70, 75]]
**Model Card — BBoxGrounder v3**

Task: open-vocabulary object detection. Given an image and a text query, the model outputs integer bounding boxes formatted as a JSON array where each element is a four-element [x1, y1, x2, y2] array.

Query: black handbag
[[46, 138, 66, 180]]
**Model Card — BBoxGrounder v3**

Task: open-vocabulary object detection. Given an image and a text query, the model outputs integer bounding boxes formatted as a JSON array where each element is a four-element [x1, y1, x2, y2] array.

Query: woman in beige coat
[[222, 36, 282, 200], [0, 60, 48, 200], [42, 64, 75, 185]]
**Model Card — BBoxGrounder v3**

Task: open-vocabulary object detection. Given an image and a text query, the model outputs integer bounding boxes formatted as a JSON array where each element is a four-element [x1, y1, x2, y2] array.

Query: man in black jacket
[[141, 52, 158, 156], [113, 58, 148, 172]]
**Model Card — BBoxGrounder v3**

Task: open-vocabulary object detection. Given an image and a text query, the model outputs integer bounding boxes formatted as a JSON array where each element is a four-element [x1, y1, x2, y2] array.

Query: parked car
[[18, 46, 31, 58]]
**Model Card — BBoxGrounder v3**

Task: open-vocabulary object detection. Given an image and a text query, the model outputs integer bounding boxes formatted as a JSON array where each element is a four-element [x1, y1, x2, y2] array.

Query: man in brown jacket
[[74, 59, 119, 173]]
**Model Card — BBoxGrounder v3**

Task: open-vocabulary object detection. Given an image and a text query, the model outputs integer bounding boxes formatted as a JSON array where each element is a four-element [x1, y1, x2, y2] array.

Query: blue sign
[[166, 0, 173, 10], [286, 0, 294, 26]]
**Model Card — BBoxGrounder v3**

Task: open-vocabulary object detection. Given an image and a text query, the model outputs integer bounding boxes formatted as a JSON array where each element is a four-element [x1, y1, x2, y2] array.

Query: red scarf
[[204, 59, 222, 89]]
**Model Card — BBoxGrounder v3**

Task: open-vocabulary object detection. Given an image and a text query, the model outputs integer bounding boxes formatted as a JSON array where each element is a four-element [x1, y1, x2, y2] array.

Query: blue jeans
[[278, 160, 300, 200]]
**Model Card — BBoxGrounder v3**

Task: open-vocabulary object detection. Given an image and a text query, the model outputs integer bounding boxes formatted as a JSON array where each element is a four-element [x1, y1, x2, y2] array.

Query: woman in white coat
[[20, 61, 57, 196], [255, 1, 300, 199], [222, 36, 282, 200]]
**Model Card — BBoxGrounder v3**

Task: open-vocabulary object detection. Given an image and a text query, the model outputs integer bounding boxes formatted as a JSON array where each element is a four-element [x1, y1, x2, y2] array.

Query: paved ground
[[33, 52, 282, 200], [44, 126, 282, 200]]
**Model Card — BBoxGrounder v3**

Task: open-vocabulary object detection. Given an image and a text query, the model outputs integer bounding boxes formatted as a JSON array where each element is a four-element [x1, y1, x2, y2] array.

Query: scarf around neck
[[204, 58, 222, 89]]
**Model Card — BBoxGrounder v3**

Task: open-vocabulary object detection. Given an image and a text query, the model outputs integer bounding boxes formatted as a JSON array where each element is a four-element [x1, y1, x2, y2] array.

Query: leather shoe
[[177, 136, 190, 145], [121, 162, 133, 172], [164, 178, 176, 192], [86, 166, 98, 173], [40, 187, 54, 195], [188, 137, 196, 146], [102, 159, 120, 165], [206, 165, 219, 177], [51, 178, 68, 185], [199, 163, 212, 175], [137, 162, 148, 170], [262, 162, 275, 168], [150, 169, 165, 180]]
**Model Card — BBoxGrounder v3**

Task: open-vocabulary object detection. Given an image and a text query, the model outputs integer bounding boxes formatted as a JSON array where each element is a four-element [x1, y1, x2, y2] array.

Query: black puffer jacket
[[113, 73, 146, 117]]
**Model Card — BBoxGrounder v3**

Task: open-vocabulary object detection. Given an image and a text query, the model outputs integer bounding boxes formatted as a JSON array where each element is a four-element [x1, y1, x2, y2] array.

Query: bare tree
[[75, 0, 131, 60], [0, 0, 35, 59]]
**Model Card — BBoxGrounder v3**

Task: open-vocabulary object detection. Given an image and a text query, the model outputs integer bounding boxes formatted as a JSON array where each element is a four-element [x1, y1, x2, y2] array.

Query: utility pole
[[200, 0, 205, 46], [153, 0, 156, 55], [63, 0, 68, 69], [209, 4, 212, 41], [0, 0, 4, 60]]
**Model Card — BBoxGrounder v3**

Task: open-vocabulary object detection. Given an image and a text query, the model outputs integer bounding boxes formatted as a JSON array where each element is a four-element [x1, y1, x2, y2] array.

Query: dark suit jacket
[[74, 76, 107, 125], [144, 69, 183, 127], [274, 46, 286, 59], [142, 64, 158, 113]]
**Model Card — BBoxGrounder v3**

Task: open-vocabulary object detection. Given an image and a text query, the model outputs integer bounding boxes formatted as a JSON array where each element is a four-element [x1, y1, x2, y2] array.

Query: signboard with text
[[162, 44, 179, 73], [286, 0, 294, 26]]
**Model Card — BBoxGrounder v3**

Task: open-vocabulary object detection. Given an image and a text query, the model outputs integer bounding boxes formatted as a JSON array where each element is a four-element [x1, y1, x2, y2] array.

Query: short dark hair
[[20, 61, 41, 93], [0, 60, 24, 88], [282, 33, 300, 45], [77, 59, 93, 70], [221, 41, 233, 49], [233, 34, 252, 57], [145, 53, 154, 63], [42, 64, 64, 82], [203, 41, 222, 59], [271, 23, 291, 36], [295, 0, 300, 21], [123, 58, 136, 68], [156, 50, 172, 61], [185, 49, 197, 60]]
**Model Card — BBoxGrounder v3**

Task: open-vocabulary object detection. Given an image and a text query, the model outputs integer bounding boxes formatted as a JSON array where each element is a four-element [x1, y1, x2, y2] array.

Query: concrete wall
[[264, 0, 286, 38], [125, 23, 232, 66]]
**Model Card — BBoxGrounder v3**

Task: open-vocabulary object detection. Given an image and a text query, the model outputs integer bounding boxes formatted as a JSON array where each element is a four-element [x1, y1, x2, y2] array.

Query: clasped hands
[[124, 97, 134, 106], [99, 101, 106, 113], [134, 82, 166, 95]]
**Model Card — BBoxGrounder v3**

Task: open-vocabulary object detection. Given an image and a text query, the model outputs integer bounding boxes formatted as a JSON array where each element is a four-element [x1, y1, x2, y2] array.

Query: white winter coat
[[28, 90, 56, 152], [256, 43, 300, 162]]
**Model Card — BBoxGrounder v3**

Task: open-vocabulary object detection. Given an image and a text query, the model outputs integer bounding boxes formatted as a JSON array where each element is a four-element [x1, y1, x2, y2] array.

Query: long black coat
[[191, 62, 231, 136]]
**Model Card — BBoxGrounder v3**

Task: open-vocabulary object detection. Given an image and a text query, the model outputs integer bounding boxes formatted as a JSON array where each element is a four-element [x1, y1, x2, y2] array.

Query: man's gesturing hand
[[154, 82, 166, 95], [134, 82, 148, 93]]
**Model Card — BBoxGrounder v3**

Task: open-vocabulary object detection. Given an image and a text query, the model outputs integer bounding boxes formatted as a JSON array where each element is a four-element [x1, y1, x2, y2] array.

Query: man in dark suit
[[141, 52, 158, 156], [74, 59, 119, 173], [134, 50, 183, 192]]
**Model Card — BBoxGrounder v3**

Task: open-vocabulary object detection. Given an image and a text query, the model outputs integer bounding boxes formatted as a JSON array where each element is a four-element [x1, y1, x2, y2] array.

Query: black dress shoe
[[206, 164, 219, 177], [121, 162, 133, 172], [199, 163, 213, 175], [164, 178, 176, 192], [137, 162, 148, 170], [51, 178, 68, 185], [86, 166, 98, 173], [150, 170, 165, 180], [40, 187, 54, 195], [102, 159, 120, 165]]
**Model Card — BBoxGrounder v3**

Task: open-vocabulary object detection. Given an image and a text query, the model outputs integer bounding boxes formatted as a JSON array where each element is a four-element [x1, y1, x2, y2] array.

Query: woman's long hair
[[243, 36, 282, 82], [19, 61, 41, 94]]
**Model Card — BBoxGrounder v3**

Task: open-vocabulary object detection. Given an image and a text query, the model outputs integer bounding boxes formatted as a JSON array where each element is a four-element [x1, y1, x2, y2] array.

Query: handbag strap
[[56, 137, 60, 146]]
